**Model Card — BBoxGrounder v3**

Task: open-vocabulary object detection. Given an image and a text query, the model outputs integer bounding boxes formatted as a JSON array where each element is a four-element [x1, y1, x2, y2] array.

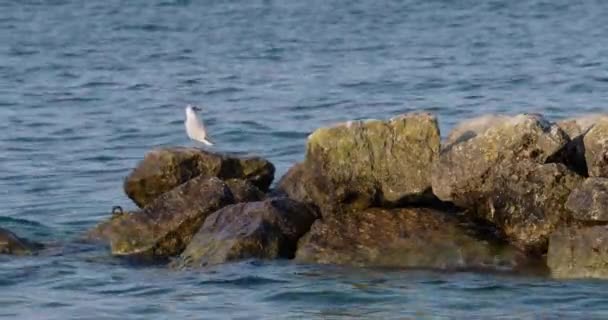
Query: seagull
[[185, 105, 214, 146]]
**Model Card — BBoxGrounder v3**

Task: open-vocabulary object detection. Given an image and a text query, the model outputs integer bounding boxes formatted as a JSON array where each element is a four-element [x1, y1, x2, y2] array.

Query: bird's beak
[[192, 106, 202, 111]]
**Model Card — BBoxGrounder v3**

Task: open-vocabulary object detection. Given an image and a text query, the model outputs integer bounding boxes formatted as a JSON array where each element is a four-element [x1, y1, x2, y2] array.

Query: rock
[[482, 161, 583, 254], [0, 227, 39, 255], [175, 198, 319, 267], [225, 179, 265, 203], [432, 114, 569, 208], [124, 147, 275, 207], [303, 112, 440, 213], [548, 225, 608, 279], [584, 119, 608, 178], [295, 207, 524, 270], [557, 114, 608, 175], [566, 177, 608, 221], [444, 114, 511, 148], [88, 176, 234, 259], [274, 163, 314, 204]]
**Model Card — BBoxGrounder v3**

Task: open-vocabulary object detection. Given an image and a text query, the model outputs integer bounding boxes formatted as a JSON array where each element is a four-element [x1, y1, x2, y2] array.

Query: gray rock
[[566, 177, 608, 221], [87, 176, 234, 259], [548, 225, 608, 279], [225, 179, 266, 203], [432, 114, 569, 208], [274, 163, 314, 204], [295, 207, 525, 270], [175, 198, 318, 267], [584, 119, 608, 178], [482, 161, 583, 254], [124, 147, 275, 207]]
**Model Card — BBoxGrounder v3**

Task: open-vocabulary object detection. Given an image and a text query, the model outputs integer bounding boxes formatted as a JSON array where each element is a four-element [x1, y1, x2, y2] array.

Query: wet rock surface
[[89, 176, 234, 259], [0, 227, 40, 255], [548, 225, 608, 279], [176, 198, 318, 268], [295, 207, 524, 270], [124, 147, 274, 207]]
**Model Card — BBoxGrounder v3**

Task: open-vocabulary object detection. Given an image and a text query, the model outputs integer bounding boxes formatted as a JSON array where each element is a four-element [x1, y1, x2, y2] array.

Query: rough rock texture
[[432, 114, 569, 208], [175, 198, 319, 267], [548, 225, 608, 279], [275, 163, 314, 204], [303, 112, 440, 213], [225, 179, 265, 203], [88, 177, 234, 259], [583, 119, 608, 178], [566, 177, 608, 221], [557, 115, 608, 175], [0, 227, 39, 255], [124, 147, 275, 207], [295, 208, 524, 270], [444, 114, 511, 148], [481, 161, 583, 254]]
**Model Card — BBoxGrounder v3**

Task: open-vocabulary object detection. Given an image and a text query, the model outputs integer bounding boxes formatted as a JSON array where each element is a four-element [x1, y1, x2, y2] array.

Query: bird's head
[[186, 105, 202, 112]]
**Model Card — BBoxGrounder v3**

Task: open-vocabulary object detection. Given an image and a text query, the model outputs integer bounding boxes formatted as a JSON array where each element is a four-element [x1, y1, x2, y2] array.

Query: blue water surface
[[1, 0, 608, 319]]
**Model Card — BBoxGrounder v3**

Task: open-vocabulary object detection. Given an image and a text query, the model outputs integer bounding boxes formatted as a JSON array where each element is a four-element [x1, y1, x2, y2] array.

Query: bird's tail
[[201, 138, 214, 146]]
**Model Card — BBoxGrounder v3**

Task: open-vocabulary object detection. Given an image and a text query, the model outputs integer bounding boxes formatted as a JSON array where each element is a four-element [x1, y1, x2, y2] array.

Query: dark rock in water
[[548, 225, 608, 279], [225, 179, 266, 203], [0, 227, 40, 255], [481, 161, 583, 254], [302, 112, 440, 214], [583, 119, 608, 178], [556, 115, 608, 175], [175, 198, 318, 268], [295, 207, 525, 270], [124, 147, 275, 208], [88, 176, 234, 259], [432, 114, 569, 208], [566, 177, 608, 222]]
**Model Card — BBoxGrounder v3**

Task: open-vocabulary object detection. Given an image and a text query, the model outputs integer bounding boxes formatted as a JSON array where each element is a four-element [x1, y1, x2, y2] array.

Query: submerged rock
[[124, 147, 275, 207], [302, 112, 440, 213], [88, 176, 234, 259], [432, 114, 569, 208], [548, 225, 608, 279], [295, 207, 524, 270], [0, 227, 39, 255], [583, 119, 608, 178], [176, 198, 318, 267], [566, 177, 608, 222], [482, 161, 583, 254]]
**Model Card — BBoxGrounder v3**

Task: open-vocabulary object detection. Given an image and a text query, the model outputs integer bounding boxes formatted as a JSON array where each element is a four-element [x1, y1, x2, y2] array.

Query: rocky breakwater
[[0, 227, 41, 255], [80, 112, 608, 279]]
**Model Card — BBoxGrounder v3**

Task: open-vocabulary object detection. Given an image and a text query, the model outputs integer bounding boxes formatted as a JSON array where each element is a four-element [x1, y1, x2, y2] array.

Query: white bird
[[184, 105, 214, 146]]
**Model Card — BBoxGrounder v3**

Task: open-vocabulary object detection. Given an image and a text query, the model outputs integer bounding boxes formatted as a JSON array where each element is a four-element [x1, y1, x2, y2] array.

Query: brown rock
[[88, 176, 234, 259], [584, 119, 608, 178], [124, 147, 274, 207], [566, 177, 608, 222], [175, 198, 319, 267], [0, 227, 39, 255], [295, 207, 524, 270], [548, 225, 608, 279]]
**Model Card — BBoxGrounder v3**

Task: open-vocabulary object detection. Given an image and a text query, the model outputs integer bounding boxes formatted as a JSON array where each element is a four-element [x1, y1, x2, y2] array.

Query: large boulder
[[583, 119, 608, 178], [175, 198, 318, 268], [432, 114, 569, 208], [295, 207, 525, 270], [224, 179, 265, 203], [274, 163, 314, 204], [566, 177, 608, 222], [301, 112, 440, 213], [481, 161, 583, 254], [87, 176, 234, 259], [548, 225, 608, 279], [557, 114, 608, 175], [124, 147, 275, 207], [0, 227, 40, 255], [444, 114, 511, 148]]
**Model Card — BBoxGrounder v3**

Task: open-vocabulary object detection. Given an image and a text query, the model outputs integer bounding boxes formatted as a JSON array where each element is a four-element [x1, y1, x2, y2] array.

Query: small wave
[[198, 276, 288, 287]]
